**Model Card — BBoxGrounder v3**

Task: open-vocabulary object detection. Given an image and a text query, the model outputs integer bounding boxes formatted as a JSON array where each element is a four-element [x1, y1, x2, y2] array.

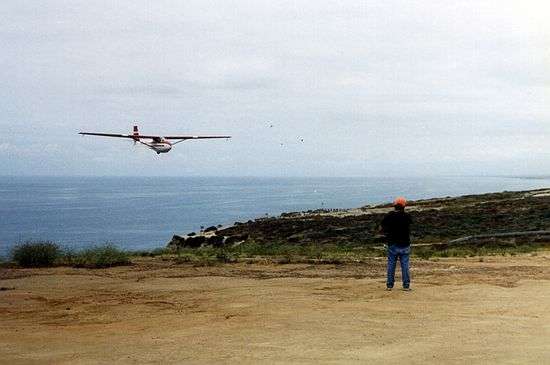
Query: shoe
[[402, 287, 412, 291], [385, 287, 393, 291]]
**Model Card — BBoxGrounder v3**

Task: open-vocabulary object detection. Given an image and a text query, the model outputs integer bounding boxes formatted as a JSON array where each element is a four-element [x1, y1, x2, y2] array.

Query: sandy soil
[[1, 253, 550, 364]]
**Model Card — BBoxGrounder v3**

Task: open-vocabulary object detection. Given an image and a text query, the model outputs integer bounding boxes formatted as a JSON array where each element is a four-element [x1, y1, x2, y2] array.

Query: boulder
[[168, 235, 186, 247], [207, 235, 225, 247], [287, 233, 305, 243], [225, 234, 249, 246], [185, 236, 206, 248], [204, 226, 218, 233], [281, 212, 300, 218]]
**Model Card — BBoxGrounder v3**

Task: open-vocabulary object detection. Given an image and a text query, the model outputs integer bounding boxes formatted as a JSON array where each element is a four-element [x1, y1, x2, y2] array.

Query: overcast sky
[[1, 1, 549, 176]]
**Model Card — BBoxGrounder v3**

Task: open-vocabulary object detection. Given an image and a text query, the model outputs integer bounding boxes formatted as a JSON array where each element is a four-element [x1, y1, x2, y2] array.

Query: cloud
[[0, 0, 549, 176]]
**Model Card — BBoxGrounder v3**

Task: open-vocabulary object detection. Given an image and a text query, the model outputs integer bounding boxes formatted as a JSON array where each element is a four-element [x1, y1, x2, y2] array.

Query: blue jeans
[[387, 245, 410, 288]]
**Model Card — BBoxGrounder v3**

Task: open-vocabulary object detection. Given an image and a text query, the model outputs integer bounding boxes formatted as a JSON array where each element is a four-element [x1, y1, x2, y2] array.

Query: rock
[[187, 232, 196, 236], [204, 226, 218, 233], [224, 236, 238, 246], [185, 236, 206, 248], [281, 212, 300, 218], [168, 235, 186, 247], [207, 235, 225, 247], [287, 233, 305, 242], [225, 234, 249, 246]]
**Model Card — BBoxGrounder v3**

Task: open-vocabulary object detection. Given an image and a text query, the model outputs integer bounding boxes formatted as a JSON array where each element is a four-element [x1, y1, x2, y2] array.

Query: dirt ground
[[1, 253, 550, 364]]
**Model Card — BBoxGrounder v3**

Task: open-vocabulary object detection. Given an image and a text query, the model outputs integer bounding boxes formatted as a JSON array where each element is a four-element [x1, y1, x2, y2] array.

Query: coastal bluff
[[168, 188, 550, 249]]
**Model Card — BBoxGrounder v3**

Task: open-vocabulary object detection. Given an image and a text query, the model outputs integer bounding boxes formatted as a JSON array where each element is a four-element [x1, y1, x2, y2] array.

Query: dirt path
[[1, 254, 550, 364]]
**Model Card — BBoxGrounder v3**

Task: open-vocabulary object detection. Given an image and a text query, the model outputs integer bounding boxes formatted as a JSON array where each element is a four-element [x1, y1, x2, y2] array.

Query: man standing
[[381, 197, 412, 291]]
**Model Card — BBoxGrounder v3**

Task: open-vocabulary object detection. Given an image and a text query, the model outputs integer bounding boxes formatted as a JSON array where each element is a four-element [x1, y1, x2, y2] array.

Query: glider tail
[[132, 125, 140, 142]]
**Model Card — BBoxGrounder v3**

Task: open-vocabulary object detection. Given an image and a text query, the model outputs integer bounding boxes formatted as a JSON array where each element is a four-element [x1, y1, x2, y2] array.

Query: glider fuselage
[[148, 139, 172, 154]]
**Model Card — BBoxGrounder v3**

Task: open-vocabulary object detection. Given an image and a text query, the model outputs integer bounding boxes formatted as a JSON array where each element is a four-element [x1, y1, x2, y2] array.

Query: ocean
[[1, 175, 550, 257]]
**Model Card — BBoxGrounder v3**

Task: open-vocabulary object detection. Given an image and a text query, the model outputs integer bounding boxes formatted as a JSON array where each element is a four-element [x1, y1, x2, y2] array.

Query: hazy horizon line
[[1, 174, 549, 179]]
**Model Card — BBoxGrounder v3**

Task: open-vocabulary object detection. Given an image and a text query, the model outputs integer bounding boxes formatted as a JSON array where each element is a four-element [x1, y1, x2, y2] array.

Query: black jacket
[[381, 210, 412, 247]]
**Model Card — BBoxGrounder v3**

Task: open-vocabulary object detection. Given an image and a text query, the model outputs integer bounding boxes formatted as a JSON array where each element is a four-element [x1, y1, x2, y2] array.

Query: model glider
[[79, 126, 231, 154]]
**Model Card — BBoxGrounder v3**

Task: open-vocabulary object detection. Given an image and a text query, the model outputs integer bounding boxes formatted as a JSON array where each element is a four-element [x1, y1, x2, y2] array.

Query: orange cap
[[394, 197, 407, 207]]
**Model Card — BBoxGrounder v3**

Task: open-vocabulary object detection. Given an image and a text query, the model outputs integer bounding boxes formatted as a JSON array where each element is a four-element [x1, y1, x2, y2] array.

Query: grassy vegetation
[[10, 241, 131, 268], [7, 239, 549, 269], [164, 240, 549, 264], [12, 241, 62, 267], [63, 244, 131, 268], [412, 242, 546, 259], [132, 247, 171, 257], [166, 241, 383, 265]]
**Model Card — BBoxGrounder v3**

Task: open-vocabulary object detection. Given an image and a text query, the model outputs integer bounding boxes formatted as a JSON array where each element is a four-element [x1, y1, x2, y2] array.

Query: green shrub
[[215, 249, 237, 263], [67, 244, 131, 268], [131, 247, 169, 257], [150, 247, 169, 256], [414, 248, 433, 260], [174, 253, 195, 263], [12, 241, 61, 267]]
